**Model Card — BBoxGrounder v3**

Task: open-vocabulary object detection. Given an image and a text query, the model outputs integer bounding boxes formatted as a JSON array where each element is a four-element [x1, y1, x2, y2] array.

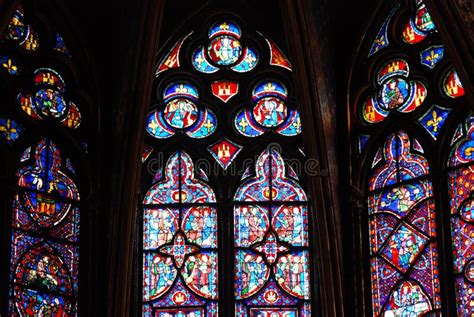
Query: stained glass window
[[368, 132, 441, 315], [142, 16, 313, 316], [142, 151, 218, 315], [448, 115, 474, 316], [234, 148, 311, 315], [0, 2, 88, 315], [350, 0, 472, 315], [11, 139, 80, 315]]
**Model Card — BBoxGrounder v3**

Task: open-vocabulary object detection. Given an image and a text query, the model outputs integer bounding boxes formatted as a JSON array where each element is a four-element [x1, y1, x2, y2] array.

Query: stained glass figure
[[401, 1, 436, 44], [234, 147, 311, 315], [420, 45, 444, 69], [235, 81, 302, 137], [368, 132, 441, 316], [448, 114, 474, 316], [443, 69, 465, 98], [0, 118, 24, 144], [418, 105, 451, 140], [17, 68, 82, 128], [0, 56, 20, 75], [369, 5, 399, 57], [362, 59, 427, 124], [146, 82, 217, 139], [142, 151, 218, 316], [192, 21, 258, 73], [9, 139, 80, 316]]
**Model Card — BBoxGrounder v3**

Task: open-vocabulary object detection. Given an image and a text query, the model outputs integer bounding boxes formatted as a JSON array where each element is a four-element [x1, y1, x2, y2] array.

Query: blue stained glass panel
[[0, 118, 23, 144], [231, 47, 258, 72], [418, 105, 451, 140], [0, 55, 20, 75], [420, 45, 444, 69], [192, 46, 219, 74], [369, 4, 399, 57]]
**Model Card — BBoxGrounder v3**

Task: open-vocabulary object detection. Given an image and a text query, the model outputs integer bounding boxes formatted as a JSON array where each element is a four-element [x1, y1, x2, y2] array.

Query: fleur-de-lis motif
[[2, 58, 18, 74], [264, 83, 276, 91], [220, 22, 229, 30], [374, 35, 386, 46], [427, 110, 442, 132], [426, 50, 439, 66]]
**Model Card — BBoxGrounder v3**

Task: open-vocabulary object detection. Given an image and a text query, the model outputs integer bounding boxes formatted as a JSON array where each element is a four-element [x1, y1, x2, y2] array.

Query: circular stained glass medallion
[[207, 35, 242, 66], [34, 88, 67, 118], [163, 98, 198, 129], [252, 97, 288, 128], [379, 78, 410, 110]]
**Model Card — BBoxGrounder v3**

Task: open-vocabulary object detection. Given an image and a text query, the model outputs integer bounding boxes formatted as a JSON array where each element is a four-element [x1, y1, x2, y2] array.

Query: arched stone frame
[[105, 0, 344, 316], [0, 0, 101, 315], [346, 0, 474, 315]]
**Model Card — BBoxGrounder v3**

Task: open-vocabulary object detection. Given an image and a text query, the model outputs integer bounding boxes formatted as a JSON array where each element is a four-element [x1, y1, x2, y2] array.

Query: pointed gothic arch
[[348, 0, 474, 315], [0, 0, 99, 315]]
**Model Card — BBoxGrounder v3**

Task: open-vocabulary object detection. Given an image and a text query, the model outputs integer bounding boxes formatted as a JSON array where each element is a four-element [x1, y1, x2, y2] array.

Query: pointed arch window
[[447, 115, 474, 315], [0, 2, 92, 315], [349, 0, 472, 315], [367, 132, 440, 315], [140, 15, 314, 316]]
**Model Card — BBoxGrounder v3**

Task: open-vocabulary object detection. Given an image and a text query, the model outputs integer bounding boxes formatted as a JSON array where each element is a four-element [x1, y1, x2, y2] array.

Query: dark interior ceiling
[[60, 0, 377, 117]]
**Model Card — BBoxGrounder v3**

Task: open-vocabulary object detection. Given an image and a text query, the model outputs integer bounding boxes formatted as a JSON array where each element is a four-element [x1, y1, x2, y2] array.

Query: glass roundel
[[163, 98, 199, 129], [252, 97, 288, 127], [34, 88, 68, 118], [362, 58, 427, 124], [207, 35, 242, 66], [379, 77, 410, 110]]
